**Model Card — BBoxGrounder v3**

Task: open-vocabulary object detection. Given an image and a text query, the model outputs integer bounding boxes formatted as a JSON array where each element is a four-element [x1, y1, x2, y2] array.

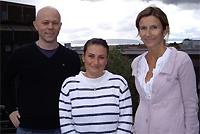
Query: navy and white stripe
[[59, 70, 133, 134]]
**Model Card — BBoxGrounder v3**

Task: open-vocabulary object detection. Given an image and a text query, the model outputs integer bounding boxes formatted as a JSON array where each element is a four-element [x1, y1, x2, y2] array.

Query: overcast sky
[[3, 0, 200, 45]]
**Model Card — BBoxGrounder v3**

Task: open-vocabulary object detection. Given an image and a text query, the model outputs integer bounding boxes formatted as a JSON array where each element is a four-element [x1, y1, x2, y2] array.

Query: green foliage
[[167, 42, 180, 49], [80, 55, 85, 71], [106, 48, 134, 91], [105, 48, 139, 118]]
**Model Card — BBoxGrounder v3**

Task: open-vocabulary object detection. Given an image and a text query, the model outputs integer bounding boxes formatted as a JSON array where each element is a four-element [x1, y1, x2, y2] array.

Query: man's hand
[[9, 110, 20, 127]]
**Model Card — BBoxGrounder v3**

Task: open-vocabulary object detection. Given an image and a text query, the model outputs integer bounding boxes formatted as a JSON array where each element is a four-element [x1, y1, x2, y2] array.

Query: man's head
[[33, 6, 62, 44]]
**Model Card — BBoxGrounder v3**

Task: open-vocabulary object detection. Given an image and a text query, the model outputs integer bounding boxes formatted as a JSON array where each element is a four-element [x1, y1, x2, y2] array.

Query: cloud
[[176, 27, 200, 39], [80, 0, 104, 2], [98, 23, 113, 30], [178, 3, 200, 10], [3, 0, 200, 45], [142, 0, 199, 4], [141, 0, 200, 10]]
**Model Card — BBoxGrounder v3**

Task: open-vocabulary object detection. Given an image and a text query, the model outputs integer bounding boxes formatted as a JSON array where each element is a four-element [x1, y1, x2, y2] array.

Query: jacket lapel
[[160, 47, 177, 75]]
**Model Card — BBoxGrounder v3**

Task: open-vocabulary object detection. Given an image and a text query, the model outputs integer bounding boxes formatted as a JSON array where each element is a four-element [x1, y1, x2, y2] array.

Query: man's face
[[33, 7, 62, 44]]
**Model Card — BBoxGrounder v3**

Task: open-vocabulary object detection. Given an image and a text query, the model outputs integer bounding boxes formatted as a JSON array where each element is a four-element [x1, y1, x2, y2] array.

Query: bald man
[[2, 6, 80, 134]]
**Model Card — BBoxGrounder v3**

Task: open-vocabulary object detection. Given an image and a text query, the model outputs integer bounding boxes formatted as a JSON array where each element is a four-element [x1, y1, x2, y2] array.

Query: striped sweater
[[59, 70, 133, 134]]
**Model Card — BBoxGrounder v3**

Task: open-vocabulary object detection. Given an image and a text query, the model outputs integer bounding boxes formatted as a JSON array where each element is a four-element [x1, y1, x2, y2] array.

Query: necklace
[[84, 74, 104, 91]]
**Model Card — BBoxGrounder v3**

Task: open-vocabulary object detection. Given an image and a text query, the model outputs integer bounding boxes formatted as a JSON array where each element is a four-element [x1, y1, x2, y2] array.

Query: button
[[147, 95, 151, 99], [146, 119, 148, 122]]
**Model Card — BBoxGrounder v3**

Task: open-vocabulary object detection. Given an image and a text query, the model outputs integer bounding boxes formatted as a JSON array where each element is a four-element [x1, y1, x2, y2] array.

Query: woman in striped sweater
[[59, 38, 133, 134]]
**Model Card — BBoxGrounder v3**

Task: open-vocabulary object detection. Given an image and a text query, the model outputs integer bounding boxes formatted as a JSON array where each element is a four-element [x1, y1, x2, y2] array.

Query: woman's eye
[[140, 26, 146, 30], [151, 25, 157, 29], [88, 55, 94, 58]]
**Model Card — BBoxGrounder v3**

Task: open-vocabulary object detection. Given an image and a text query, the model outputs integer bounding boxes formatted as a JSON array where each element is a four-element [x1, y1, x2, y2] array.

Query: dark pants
[[16, 127, 61, 134]]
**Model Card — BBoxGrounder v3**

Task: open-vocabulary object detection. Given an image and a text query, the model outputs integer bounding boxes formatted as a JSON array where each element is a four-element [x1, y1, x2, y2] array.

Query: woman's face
[[138, 15, 167, 48], [83, 44, 108, 78]]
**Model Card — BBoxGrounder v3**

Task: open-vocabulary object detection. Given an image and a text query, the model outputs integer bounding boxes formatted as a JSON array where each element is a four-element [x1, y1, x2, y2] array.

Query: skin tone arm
[[9, 110, 20, 127]]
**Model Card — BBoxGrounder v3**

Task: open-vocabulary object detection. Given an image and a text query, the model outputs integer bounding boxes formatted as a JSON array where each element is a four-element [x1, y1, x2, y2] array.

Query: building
[[0, 1, 38, 74], [180, 39, 200, 49]]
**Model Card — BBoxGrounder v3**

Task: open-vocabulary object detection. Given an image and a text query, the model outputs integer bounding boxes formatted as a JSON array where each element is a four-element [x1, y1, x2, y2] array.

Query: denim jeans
[[16, 127, 61, 134]]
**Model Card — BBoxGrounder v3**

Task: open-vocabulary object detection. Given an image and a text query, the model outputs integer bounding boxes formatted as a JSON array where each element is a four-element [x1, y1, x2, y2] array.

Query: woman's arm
[[178, 54, 199, 134], [117, 78, 133, 134], [59, 80, 76, 134]]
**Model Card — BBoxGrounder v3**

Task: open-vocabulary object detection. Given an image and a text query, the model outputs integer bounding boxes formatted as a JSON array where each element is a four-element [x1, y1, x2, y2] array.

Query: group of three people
[[2, 5, 199, 134]]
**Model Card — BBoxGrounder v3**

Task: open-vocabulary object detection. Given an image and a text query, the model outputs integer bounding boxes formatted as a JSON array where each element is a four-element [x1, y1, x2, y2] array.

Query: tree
[[105, 48, 139, 119]]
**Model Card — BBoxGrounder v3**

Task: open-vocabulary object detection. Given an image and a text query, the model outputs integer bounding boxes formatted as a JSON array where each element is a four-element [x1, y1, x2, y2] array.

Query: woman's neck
[[146, 45, 167, 61]]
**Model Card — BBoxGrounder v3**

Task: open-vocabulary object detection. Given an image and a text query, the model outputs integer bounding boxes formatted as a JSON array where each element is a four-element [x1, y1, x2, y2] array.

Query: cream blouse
[[138, 48, 171, 99]]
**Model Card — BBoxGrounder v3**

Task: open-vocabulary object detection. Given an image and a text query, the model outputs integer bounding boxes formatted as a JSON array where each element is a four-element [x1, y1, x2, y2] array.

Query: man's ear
[[33, 21, 38, 31]]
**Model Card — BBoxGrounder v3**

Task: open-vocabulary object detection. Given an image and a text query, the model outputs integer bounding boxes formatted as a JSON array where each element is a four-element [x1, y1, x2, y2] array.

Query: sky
[[2, 0, 200, 46]]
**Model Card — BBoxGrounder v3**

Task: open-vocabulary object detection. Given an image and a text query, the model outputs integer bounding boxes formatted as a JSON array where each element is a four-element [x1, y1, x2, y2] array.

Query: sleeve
[[116, 77, 133, 134], [178, 54, 199, 134], [72, 51, 81, 76], [59, 79, 76, 134], [1, 51, 19, 114]]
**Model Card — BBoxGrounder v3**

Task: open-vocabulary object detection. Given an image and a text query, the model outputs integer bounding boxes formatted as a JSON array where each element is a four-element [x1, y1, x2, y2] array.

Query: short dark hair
[[83, 38, 109, 56], [136, 6, 169, 32]]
